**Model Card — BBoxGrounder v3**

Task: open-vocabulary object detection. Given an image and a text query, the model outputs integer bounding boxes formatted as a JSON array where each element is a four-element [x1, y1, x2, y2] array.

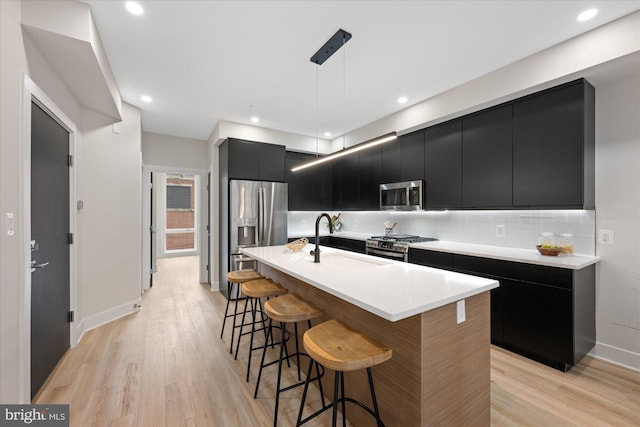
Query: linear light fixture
[[291, 132, 398, 172]]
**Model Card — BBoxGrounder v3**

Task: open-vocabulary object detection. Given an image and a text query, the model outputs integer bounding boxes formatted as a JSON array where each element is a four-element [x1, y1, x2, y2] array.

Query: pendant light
[[291, 29, 398, 172]]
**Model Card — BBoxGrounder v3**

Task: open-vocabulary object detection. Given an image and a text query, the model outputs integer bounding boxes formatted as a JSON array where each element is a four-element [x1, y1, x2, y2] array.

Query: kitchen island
[[241, 244, 499, 426]]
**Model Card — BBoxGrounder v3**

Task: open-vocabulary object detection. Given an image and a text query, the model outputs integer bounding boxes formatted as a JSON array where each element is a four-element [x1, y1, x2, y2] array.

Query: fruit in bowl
[[536, 244, 562, 256]]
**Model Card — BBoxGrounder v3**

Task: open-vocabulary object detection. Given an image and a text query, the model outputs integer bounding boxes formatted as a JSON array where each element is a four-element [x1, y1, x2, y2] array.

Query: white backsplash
[[288, 210, 596, 255]]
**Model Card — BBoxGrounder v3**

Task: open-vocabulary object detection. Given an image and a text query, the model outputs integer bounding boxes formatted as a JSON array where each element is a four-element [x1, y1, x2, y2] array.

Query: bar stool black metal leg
[[332, 371, 341, 427], [230, 283, 241, 354], [273, 321, 287, 427], [296, 359, 315, 426], [220, 281, 232, 339], [341, 371, 347, 427], [367, 367, 383, 427], [294, 322, 302, 380], [253, 318, 273, 399], [246, 296, 259, 382], [234, 296, 250, 360]]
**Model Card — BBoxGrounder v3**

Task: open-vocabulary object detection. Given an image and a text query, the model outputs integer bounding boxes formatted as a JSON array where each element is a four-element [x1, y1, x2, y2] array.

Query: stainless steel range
[[366, 234, 438, 262]]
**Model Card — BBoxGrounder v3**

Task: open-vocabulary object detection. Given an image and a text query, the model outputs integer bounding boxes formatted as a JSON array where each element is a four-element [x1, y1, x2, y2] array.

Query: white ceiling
[[82, 1, 639, 141]]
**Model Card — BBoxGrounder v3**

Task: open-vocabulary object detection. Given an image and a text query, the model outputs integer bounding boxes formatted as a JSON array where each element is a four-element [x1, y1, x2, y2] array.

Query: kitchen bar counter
[[241, 244, 497, 426], [242, 244, 498, 321], [289, 231, 600, 269]]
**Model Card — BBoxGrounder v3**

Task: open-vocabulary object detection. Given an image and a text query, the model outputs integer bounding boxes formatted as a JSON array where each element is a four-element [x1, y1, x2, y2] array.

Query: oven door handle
[[367, 248, 406, 259]]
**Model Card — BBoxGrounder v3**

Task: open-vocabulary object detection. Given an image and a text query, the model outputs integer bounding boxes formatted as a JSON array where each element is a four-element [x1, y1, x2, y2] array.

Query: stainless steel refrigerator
[[222, 179, 287, 297]]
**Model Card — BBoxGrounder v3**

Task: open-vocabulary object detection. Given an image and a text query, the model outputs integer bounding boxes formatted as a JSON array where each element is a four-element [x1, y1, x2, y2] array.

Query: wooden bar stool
[[254, 293, 326, 427], [220, 269, 263, 354], [235, 278, 287, 382], [296, 319, 392, 427]]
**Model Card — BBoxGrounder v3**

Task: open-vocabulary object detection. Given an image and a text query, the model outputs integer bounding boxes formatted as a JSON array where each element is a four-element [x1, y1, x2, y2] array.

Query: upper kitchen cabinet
[[512, 79, 595, 209], [285, 151, 305, 210], [286, 151, 333, 211], [333, 154, 360, 210], [226, 138, 285, 182], [462, 105, 513, 208], [381, 141, 402, 184], [424, 120, 462, 209], [358, 146, 383, 210], [400, 130, 425, 182]]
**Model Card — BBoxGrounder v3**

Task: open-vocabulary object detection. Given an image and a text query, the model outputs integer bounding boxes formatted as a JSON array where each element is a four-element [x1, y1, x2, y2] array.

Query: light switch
[[457, 300, 466, 324], [6, 213, 14, 236]]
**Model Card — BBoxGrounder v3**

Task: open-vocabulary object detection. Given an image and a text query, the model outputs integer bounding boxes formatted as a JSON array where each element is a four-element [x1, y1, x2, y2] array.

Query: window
[[165, 174, 196, 251]]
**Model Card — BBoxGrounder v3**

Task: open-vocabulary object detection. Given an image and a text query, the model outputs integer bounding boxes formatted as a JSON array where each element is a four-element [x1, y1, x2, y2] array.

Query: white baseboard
[[590, 342, 640, 372], [74, 299, 142, 345], [210, 280, 221, 291]]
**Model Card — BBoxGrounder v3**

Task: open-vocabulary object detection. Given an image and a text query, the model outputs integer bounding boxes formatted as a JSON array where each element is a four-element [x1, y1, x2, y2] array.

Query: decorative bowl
[[286, 237, 309, 252], [536, 244, 562, 256]]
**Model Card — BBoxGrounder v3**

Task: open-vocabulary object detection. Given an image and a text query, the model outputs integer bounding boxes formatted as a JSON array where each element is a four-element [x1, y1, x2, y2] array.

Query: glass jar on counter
[[558, 233, 574, 255], [538, 232, 556, 248]]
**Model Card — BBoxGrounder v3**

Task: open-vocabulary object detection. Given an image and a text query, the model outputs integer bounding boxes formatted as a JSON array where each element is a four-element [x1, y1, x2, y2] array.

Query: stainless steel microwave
[[380, 180, 423, 211]]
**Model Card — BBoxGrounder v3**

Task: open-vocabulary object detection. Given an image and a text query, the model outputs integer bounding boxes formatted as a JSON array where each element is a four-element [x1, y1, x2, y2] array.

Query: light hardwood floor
[[35, 256, 640, 426]]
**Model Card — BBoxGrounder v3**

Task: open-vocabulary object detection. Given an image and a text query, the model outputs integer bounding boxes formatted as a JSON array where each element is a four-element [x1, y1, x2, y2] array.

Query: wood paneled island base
[[259, 263, 491, 426]]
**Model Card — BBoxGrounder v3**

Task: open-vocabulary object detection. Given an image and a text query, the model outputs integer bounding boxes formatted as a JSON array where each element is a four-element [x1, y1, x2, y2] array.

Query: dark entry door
[[30, 101, 70, 399]]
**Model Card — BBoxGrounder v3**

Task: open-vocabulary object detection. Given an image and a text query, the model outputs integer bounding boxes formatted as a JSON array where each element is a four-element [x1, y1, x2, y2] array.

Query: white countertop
[[288, 232, 600, 270], [241, 245, 499, 322]]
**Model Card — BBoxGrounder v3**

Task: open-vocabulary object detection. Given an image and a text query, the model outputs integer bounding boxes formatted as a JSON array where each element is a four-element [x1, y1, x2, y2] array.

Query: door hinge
[[206, 264, 209, 271], [68, 155, 73, 167], [68, 310, 74, 323], [68, 233, 74, 244]]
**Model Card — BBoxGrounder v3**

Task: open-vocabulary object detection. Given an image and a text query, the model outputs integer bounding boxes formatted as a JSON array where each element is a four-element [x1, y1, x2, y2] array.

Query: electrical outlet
[[457, 300, 466, 324], [496, 224, 506, 237], [599, 229, 614, 245]]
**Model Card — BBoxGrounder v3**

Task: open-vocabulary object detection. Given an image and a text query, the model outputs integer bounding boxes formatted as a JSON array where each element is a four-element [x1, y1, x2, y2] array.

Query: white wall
[[0, 0, 29, 403], [76, 104, 142, 329], [142, 131, 208, 170], [0, 1, 144, 402], [591, 70, 640, 368]]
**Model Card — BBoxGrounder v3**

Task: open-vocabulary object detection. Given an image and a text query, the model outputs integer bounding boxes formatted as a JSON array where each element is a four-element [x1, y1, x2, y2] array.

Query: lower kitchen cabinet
[[416, 251, 595, 371], [288, 236, 366, 254], [502, 278, 573, 368], [408, 248, 454, 270]]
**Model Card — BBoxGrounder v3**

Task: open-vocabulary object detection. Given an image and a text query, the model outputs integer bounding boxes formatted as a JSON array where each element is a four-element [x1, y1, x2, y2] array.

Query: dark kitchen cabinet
[[462, 105, 513, 208], [513, 79, 595, 209], [381, 140, 402, 184], [285, 151, 305, 210], [408, 248, 454, 270], [328, 237, 366, 254], [226, 138, 285, 182], [286, 151, 333, 211], [400, 130, 425, 182], [452, 254, 595, 371], [259, 142, 286, 182], [358, 146, 382, 210], [288, 236, 366, 254], [424, 120, 462, 209], [502, 278, 573, 366], [333, 155, 360, 210]]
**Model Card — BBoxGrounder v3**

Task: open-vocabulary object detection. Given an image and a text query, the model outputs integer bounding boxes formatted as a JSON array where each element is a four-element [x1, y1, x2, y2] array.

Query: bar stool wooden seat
[[235, 278, 287, 382], [254, 293, 326, 427], [297, 319, 392, 427], [220, 269, 263, 354]]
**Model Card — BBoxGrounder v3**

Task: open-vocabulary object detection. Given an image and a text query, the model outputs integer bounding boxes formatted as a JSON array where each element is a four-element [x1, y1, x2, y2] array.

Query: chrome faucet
[[312, 213, 334, 263]]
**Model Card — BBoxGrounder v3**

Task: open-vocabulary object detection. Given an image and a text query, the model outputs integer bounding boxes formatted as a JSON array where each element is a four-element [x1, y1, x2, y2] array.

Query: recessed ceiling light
[[324, 132, 332, 137], [141, 95, 152, 103], [250, 116, 260, 123], [577, 8, 598, 22], [125, 2, 144, 15], [398, 96, 408, 104]]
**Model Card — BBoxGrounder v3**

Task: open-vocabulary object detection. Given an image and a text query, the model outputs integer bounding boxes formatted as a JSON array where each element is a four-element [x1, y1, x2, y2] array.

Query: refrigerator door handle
[[258, 187, 264, 245]]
